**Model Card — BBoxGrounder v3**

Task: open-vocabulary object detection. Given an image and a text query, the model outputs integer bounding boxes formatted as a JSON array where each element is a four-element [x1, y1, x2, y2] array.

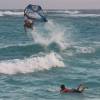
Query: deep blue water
[[0, 10, 100, 100]]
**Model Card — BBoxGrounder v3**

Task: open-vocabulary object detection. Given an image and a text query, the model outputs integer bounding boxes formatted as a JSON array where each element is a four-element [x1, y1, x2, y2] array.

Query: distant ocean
[[0, 9, 100, 100]]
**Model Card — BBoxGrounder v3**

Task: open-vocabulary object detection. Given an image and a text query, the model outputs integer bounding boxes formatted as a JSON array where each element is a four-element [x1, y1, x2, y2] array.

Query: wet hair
[[60, 84, 65, 90]]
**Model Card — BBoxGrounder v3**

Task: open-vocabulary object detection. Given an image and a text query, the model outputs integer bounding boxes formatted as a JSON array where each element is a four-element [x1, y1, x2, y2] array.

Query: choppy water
[[0, 9, 100, 100]]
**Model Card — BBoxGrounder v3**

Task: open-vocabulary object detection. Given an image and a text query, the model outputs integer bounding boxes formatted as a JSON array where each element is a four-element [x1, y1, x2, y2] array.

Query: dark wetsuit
[[71, 89, 82, 93]]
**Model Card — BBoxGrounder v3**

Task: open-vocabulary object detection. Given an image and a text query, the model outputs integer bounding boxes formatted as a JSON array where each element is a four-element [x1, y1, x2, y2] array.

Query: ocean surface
[[0, 9, 100, 100]]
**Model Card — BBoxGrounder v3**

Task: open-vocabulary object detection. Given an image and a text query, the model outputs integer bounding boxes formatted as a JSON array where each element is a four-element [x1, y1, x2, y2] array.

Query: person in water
[[24, 13, 34, 32], [60, 84, 87, 93]]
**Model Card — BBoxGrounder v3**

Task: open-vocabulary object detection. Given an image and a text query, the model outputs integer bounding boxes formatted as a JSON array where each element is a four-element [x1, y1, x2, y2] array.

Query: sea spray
[[27, 20, 72, 50]]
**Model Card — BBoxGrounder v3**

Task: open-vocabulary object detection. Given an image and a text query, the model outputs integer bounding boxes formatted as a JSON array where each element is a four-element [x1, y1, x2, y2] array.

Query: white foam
[[65, 10, 80, 14], [86, 99, 100, 100], [68, 14, 100, 17], [76, 46, 95, 54], [0, 52, 64, 75], [48, 10, 80, 14], [1, 10, 100, 18], [0, 11, 23, 16]]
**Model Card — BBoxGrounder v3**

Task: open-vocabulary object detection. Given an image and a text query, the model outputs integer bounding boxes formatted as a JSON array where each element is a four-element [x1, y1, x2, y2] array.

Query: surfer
[[24, 4, 47, 32], [60, 84, 87, 93]]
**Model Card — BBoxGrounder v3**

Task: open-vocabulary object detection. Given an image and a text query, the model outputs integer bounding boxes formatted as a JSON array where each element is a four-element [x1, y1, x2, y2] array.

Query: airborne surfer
[[24, 4, 47, 32], [60, 84, 88, 93]]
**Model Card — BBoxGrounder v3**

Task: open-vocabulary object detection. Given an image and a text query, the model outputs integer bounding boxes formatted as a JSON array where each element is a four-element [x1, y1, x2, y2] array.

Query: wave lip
[[0, 52, 64, 75]]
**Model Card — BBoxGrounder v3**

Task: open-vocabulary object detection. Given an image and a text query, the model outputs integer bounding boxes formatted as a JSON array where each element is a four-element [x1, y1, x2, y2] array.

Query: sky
[[0, 0, 100, 9]]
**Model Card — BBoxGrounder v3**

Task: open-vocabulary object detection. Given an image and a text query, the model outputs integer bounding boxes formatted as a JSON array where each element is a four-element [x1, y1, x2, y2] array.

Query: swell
[[0, 42, 64, 60], [0, 44, 45, 60]]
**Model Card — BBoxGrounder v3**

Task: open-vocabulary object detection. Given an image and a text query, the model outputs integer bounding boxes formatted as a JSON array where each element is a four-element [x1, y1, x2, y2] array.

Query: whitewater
[[0, 9, 100, 100]]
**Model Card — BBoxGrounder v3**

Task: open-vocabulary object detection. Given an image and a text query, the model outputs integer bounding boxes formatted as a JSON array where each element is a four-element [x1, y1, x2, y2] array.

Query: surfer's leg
[[77, 84, 86, 92]]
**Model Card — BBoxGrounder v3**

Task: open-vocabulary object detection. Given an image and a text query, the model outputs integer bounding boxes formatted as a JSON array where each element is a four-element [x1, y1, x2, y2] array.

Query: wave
[[47, 10, 80, 14], [68, 14, 100, 17], [0, 11, 23, 16], [0, 9, 78, 17], [0, 10, 100, 17], [47, 10, 100, 17], [65, 10, 79, 14], [0, 52, 64, 74], [0, 43, 50, 60], [49, 13, 100, 18]]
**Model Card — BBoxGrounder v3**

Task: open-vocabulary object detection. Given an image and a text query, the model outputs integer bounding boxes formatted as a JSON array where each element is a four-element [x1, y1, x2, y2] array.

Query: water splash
[[27, 20, 72, 50]]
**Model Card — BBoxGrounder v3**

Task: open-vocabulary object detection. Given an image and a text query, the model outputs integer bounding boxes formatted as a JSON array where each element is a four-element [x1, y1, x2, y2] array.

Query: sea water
[[0, 9, 100, 100]]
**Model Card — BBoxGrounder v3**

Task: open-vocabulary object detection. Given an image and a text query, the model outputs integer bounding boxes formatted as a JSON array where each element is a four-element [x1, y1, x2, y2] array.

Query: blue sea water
[[0, 9, 100, 100]]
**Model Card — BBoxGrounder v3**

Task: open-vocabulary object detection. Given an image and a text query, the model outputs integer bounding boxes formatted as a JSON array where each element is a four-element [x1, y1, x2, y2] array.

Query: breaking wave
[[0, 52, 64, 74]]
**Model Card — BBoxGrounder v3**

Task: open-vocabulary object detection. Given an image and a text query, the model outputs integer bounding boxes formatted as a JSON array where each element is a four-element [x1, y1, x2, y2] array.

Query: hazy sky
[[0, 0, 100, 9]]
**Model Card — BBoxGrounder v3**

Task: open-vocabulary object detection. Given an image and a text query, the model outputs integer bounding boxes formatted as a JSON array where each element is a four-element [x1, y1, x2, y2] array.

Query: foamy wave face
[[0, 52, 64, 75], [0, 11, 23, 16]]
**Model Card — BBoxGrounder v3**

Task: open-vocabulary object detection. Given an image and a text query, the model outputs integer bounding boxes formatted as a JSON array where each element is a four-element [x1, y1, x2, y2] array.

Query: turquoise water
[[0, 10, 100, 100]]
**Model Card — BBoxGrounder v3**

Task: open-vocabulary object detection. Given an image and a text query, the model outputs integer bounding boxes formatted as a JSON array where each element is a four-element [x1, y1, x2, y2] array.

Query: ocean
[[0, 9, 100, 100]]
